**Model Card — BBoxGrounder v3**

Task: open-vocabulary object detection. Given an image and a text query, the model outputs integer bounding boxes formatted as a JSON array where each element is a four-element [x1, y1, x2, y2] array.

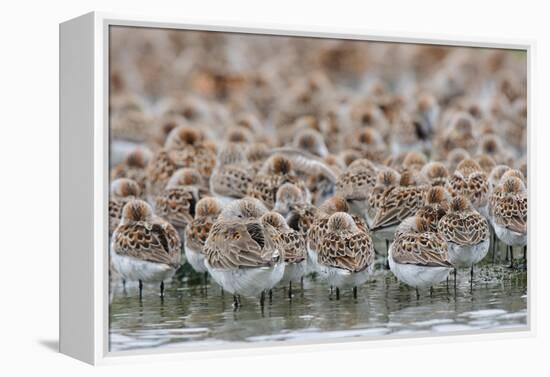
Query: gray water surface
[[109, 261, 527, 352]]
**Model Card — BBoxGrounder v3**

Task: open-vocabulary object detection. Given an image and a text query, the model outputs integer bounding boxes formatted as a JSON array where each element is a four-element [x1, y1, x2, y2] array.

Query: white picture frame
[[59, 11, 535, 365]]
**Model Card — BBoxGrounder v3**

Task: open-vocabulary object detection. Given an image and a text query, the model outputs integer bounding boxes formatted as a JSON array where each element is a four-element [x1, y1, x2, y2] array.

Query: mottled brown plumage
[[392, 231, 452, 267], [446, 159, 489, 214], [336, 159, 377, 200], [248, 155, 306, 208], [419, 161, 449, 187], [109, 178, 141, 235], [147, 127, 216, 196], [111, 148, 151, 193], [490, 176, 527, 234], [366, 168, 401, 223], [204, 220, 281, 270], [112, 200, 181, 268], [438, 196, 490, 246], [261, 212, 306, 263], [308, 196, 368, 257], [210, 143, 253, 200], [184, 198, 222, 256], [317, 213, 374, 273], [371, 183, 426, 231], [154, 188, 196, 229]]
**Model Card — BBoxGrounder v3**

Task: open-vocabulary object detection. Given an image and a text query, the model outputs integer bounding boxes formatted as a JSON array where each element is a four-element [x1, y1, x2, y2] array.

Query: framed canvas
[[59, 12, 534, 365]]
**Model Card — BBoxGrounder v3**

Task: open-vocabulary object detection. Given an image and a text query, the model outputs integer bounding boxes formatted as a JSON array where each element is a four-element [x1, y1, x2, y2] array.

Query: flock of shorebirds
[[108, 30, 527, 307]]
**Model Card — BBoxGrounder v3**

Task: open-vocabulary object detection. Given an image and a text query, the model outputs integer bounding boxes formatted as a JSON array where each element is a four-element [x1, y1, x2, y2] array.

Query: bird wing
[[371, 186, 424, 230], [438, 212, 489, 246], [167, 146, 216, 176], [184, 217, 214, 254], [154, 188, 195, 227], [306, 216, 330, 253], [248, 174, 302, 208], [287, 204, 318, 237], [113, 221, 181, 267], [247, 174, 277, 207], [109, 199, 123, 234], [493, 195, 527, 234], [146, 150, 176, 193], [392, 232, 452, 267], [318, 231, 374, 272], [280, 230, 307, 263], [336, 170, 375, 200], [204, 221, 279, 270], [466, 172, 489, 207], [211, 165, 252, 198], [445, 174, 466, 197], [269, 147, 337, 183]]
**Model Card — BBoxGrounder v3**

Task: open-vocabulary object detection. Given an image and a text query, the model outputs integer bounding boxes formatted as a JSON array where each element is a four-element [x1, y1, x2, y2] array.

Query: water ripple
[[109, 264, 527, 352]]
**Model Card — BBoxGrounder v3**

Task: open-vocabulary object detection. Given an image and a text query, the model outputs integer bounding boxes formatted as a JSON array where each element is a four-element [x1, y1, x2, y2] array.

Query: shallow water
[[109, 257, 528, 352]]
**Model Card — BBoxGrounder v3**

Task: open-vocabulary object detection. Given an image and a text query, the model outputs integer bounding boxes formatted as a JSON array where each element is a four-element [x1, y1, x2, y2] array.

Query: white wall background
[[1, 0, 548, 375]]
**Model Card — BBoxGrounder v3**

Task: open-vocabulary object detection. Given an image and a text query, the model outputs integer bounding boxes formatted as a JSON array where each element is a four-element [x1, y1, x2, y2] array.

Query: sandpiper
[[261, 211, 307, 297], [366, 168, 401, 229], [146, 126, 216, 199], [307, 196, 368, 272], [316, 212, 375, 299], [204, 218, 284, 307], [154, 168, 204, 241], [490, 176, 527, 268], [446, 158, 490, 218], [184, 197, 222, 275], [209, 142, 253, 206], [111, 199, 182, 298], [438, 195, 490, 287], [389, 216, 453, 296], [109, 178, 141, 236], [274, 183, 318, 237], [248, 154, 306, 209], [110, 147, 152, 194], [335, 158, 378, 220], [370, 171, 426, 253], [419, 161, 449, 187]]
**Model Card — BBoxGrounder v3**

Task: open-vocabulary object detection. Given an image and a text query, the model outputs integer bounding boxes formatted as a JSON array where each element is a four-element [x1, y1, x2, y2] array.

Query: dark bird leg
[[336, 287, 340, 300], [288, 281, 292, 299], [269, 289, 273, 303], [260, 290, 265, 307], [385, 240, 390, 269], [430, 286, 433, 298], [221, 288, 224, 297], [523, 245, 527, 264], [353, 286, 358, 299], [505, 245, 509, 262], [492, 230, 497, 264], [139, 280, 143, 299], [509, 246, 514, 269], [203, 272, 208, 286], [233, 294, 240, 308], [160, 281, 165, 298], [300, 276, 304, 290], [416, 287, 420, 300], [453, 269, 457, 291], [470, 265, 474, 292]]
